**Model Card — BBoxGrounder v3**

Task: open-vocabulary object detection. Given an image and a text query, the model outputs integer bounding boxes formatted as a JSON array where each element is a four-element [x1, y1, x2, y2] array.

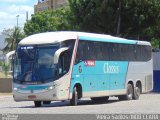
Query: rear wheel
[[133, 86, 141, 100], [91, 96, 109, 103], [34, 101, 42, 107], [119, 83, 133, 100], [70, 87, 78, 106], [43, 101, 51, 104]]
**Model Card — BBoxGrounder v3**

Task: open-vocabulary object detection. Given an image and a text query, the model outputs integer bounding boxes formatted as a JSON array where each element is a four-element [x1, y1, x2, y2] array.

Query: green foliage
[[69, 0, 160, 41], [69, 0, 119, 34], [121, 0, 160, 40], [2, 27, 25, 52], [24, 7, 73, 36], [0, 62, 10, 77], [0, 61, 3, 66], [151, 38, 160, 50], [24, 0, 160, 48], [3, 64, 10, 76]]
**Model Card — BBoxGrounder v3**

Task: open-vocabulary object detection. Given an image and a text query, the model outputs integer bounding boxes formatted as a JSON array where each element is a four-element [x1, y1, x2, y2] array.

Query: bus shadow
[[11, 97, 120, 108], [41, 99, 120, 108]]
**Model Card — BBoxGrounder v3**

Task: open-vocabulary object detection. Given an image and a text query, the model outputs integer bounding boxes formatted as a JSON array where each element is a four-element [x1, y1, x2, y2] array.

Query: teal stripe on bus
[[79, 36, 137, 44], [70, 61, 129, 92]]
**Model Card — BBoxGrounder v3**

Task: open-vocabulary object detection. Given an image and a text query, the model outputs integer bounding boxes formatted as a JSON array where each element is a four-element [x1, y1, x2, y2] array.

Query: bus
[[13, 31, 153, 107]]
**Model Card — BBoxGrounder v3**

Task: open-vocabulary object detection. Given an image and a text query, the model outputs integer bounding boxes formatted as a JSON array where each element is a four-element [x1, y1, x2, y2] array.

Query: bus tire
[[70, 87, 78, 106], [91, 96, 109, 103], [43, 101, 51, 104], [119, 83, 133, 100], [133, 86, 141, 100], [34, 101, 42, 107]]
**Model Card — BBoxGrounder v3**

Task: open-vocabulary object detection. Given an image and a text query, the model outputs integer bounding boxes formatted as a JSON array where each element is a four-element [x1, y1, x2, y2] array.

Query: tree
[[69, 0, 121, 34], [69, 0, 160, 41], [24, 7, 73, 36], [121, 0, 160, 40], [151, 38, 160, 50], [24, 0, 160, 45], [2, 27, 25, 52]]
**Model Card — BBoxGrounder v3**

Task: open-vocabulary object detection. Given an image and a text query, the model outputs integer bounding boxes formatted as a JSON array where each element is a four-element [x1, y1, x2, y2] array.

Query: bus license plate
[[28, 95, 37, 99]]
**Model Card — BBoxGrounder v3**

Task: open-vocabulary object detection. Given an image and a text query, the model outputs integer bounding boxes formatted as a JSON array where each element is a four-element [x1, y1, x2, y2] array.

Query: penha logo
[[104, 63, 120, 73], [84, 60, 95, 67]]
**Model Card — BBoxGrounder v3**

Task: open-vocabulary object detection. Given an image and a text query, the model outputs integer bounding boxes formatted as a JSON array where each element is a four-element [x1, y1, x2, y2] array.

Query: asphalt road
[[0, 93, 160, 114]]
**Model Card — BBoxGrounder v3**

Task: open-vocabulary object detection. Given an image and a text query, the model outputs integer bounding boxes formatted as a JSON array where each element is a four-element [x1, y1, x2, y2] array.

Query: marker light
[[48, 86, 54, 90]]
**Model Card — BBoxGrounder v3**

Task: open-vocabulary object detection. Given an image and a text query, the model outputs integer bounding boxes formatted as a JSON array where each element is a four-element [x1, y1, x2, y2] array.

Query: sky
[[0, 0, 38, 33]]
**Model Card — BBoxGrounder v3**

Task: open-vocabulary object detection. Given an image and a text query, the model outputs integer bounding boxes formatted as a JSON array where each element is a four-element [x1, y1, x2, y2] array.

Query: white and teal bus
[[13, 31, 153, 107]]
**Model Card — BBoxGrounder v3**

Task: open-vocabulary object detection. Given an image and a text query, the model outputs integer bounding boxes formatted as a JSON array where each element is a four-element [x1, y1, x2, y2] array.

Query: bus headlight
[[13, 87, 18, 91], [48, 86, 54, 90]]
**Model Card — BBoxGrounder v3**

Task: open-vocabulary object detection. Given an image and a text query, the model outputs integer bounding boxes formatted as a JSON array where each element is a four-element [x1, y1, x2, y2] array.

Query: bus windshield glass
[[14, 44, 60, 84], [13, 40, 75, 84]]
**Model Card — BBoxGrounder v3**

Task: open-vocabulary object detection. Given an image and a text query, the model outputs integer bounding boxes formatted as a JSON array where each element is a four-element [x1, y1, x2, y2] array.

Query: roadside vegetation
[[24, 0, 160, 49], [0, 61, 12, 78], [2, 0, 160, 52]]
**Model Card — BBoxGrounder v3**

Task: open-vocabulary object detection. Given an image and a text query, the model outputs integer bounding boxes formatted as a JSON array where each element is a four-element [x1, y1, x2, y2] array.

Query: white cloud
[[0, 5, 34, 14], [0, 4, 34, 32], [0, 1, 37, 32], [0, 12, 8, 18]]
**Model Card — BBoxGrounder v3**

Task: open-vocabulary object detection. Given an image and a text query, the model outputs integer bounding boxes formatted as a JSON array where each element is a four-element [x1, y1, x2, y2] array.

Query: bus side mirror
[[5, 50, 15, 65], [54, 47, 69, 64]]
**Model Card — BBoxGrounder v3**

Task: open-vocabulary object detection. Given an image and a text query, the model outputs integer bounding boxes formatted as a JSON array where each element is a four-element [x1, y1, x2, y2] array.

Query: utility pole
[[16, 15, 19, 27], [26, 11, 28, 21], [116, 0, 122, 36]]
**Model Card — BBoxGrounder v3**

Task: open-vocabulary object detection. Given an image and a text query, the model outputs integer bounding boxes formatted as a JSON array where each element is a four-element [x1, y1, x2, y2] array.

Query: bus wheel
[[133, 86, 141, 100], [119, 83, 133, 100], [34, 101, 42, 107], [70, 87, 78, 106], [43, 101, 51, 104], [91, 96, 109, 103]]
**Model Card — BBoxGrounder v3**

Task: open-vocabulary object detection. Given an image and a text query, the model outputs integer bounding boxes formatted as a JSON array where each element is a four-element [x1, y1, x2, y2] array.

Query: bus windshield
[[14, 44, 59, 84]]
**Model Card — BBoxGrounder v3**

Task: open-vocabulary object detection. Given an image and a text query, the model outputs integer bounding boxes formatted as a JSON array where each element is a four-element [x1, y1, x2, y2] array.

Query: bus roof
[[19, 31, 151, 46]]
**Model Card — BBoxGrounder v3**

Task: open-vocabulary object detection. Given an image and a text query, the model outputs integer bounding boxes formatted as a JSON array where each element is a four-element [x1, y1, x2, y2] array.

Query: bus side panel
[[71, 61, 129, 98], [70, 62, 84, 94], [108, 62, 128, 91], [126, 60, 153, 93]]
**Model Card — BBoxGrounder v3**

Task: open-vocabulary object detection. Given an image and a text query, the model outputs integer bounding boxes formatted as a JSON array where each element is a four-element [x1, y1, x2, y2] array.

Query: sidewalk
[[0, 93, 12, 98]]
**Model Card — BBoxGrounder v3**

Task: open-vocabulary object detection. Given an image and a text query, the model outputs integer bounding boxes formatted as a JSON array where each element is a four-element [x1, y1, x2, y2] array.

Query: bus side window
[[58, 52, 70, 76], [75, 41, 84, 64], [102, 42, 110, 60], [87, 41, 96, 60], [94, 42, 102, 60]]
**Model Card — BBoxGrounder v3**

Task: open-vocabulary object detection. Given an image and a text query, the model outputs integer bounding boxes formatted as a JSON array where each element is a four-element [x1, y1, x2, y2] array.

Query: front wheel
[[70, 87, 78, 106], [119, 83, 133, 100], [34, 101, 42, 107]]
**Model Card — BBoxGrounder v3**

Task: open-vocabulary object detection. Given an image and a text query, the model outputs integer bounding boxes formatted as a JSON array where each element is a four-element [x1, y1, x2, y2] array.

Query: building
[[34, 0, 68, 14]]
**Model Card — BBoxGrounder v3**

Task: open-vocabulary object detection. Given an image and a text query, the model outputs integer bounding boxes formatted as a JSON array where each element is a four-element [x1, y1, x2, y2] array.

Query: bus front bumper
[[13, 90, 58, 101]]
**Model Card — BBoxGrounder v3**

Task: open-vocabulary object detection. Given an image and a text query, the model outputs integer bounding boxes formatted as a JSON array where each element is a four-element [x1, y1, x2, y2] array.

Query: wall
[[153, 52, 160, 92], [0, 78, 12, 93]]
